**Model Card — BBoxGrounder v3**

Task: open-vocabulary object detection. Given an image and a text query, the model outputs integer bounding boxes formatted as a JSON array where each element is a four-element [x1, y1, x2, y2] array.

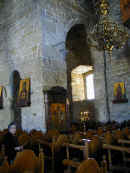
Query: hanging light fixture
[[89, 0, 129, 55], [87, 0, 129, 122]]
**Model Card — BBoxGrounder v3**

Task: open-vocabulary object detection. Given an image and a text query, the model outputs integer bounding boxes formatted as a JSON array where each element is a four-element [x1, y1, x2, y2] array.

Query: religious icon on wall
[[0, 86, 7, 109], [120, 0, 130, 28], [0, 86, 3, 109], [113, 82, 128, 103], [50, 103, 66, 129], [16, 78, 31, 107]]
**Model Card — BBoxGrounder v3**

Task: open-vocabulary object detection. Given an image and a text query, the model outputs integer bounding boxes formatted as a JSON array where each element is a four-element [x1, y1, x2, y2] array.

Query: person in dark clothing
[[70, 122, 79, 134], [3, 122, 23, 164]]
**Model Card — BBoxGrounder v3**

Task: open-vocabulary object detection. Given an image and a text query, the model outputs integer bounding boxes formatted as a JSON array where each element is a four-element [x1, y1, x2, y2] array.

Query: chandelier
[[89, 0, 129, 54], [87, 0, 129, 122]]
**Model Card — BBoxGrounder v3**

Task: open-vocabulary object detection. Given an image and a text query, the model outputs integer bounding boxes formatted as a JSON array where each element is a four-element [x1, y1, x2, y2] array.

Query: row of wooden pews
[[1, 127, 130, 173], [0, 148, 44, 173]]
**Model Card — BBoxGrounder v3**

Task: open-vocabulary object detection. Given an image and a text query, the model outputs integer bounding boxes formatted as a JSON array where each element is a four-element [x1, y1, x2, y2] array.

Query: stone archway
[[65, 24, 95, 121]]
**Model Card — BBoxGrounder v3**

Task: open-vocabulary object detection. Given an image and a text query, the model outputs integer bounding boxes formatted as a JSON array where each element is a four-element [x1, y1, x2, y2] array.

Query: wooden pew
[[118, 139, 130, 145], [9, 149, 42, 173], [103, 144, 130, 153], [64, 158, 107, 173], [62, 140, 90, 172], [103, 143, 130, 172], [118, 139, 130, 162]]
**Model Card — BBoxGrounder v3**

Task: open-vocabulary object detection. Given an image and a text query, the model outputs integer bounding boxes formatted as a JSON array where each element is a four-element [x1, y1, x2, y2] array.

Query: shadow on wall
[[10, 70, 22, 129], [121, 41, 130, 70], [124, 40, 130, 58], [114, 40, 130, 68], [66, 24, 92, 69]]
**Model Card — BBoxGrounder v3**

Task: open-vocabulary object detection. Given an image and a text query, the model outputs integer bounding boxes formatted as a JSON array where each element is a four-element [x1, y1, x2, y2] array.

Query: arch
[[65, 23, 92, 70], [65, 23, 95, 121], [64, 18, 87, 39], [66, 24, 86, 51]]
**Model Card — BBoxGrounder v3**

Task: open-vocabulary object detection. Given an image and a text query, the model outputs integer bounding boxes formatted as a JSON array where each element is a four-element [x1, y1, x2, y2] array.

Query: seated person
[[2, 122, 23, 164]]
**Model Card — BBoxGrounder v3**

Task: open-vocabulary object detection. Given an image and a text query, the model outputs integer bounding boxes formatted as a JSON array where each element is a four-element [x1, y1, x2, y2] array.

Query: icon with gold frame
[[113, 82, 128, 103], [16, 78, 31, 107]]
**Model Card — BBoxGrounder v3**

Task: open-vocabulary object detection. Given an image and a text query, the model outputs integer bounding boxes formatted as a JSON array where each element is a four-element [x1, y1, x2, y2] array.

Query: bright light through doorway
[[86, 74, 95, 100]]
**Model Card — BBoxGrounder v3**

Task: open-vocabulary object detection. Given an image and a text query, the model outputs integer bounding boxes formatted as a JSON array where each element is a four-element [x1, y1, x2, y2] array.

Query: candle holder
[[80, 111, 90, 135]]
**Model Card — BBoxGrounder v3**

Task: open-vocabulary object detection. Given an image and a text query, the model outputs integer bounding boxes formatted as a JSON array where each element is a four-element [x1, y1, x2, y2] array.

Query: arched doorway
[[66, 24, 95, 121]]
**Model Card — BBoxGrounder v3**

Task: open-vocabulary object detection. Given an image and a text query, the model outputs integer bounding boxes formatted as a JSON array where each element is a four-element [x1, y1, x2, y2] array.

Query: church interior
[[0, 0, 129, 172]]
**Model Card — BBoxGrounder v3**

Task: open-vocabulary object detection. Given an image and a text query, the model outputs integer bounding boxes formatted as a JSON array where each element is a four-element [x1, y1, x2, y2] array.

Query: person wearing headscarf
[[3, 122, 23, 164]]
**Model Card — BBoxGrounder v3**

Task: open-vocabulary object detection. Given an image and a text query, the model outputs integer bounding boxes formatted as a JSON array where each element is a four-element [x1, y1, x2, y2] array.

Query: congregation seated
[[0, 120, 130, 173]]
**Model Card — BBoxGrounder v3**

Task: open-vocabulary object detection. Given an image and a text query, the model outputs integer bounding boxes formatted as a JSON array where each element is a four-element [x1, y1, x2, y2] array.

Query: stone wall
[[0, 0, 90, 131], [0, 0, 129, 131], [90, 49, 107, 122], [71, 73, 85, 101], [66, 0, 130, 123], [105, 0, 130, 122], [0, 0, 46, 131], [89, 0, 130, 122], [0, 10, 13, 130]]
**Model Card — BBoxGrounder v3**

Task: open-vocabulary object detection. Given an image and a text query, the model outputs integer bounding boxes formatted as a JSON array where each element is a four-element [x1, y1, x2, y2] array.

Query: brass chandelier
[[89, 0, 129, 54], [88, 0, 129, 122]]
